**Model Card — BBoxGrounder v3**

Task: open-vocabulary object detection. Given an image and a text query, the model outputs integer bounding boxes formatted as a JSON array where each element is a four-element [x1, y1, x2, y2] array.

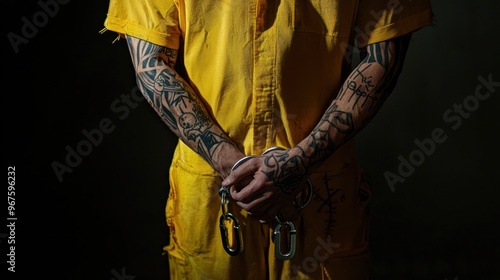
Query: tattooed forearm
[[259, 35, 411, 195], [299, 34, 412, 173], [261, 147, 309, 195], [125, 36, 237, 169]]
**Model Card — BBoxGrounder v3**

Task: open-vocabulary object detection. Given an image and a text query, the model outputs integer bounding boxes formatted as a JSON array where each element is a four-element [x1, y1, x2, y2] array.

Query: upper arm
[[348, 33, 413, 110], [125, 35, 185, 116], [125, 35, 179, 72], [360, 32, 412, 72]]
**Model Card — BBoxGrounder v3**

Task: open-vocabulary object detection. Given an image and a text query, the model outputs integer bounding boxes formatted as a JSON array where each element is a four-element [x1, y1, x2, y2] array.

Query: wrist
[[295, 134, 335, 175], [213, 142, 245, 178]]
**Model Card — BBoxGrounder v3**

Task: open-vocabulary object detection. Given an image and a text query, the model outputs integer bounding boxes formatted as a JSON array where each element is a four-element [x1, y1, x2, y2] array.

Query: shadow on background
[[1, 0, 499, 279]]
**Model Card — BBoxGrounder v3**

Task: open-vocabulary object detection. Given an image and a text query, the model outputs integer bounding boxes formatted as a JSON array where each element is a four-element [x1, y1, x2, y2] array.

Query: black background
[[2, 1, 499, 280]]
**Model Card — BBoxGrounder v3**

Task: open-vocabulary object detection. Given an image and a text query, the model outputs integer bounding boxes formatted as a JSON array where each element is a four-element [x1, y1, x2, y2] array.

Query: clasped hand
[[221, 147, 309, 224]]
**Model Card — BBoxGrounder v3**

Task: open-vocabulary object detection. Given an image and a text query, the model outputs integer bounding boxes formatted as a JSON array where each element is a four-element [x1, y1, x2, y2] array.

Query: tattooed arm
[[126, 35, 244, 178], [223, 34, 412, 222], [297, 34, 412, 171]]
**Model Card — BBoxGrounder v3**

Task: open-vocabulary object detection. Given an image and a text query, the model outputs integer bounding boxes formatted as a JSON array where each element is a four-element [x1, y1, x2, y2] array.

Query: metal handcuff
[[218, 147, 313, 260]]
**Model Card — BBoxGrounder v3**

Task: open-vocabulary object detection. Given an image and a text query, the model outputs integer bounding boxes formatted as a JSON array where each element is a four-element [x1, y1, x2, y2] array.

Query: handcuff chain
[[219, 147, 314, 260], [263, 146, 314, 260], [218, 156, 255, 256]]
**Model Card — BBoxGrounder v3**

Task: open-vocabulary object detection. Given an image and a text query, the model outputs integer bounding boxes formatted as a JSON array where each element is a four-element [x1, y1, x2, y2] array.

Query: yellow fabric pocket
[[166, 158, 222, 255]]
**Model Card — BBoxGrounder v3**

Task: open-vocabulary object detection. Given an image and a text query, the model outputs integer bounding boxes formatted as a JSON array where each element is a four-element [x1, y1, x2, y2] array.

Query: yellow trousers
[[164, 143, 371, 280]]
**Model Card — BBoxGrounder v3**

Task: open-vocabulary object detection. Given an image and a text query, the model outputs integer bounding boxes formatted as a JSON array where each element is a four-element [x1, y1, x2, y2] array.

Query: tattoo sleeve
[[125, 36, 240, 173], [258, 34, 412, 196], [293, 34, 412, 180]]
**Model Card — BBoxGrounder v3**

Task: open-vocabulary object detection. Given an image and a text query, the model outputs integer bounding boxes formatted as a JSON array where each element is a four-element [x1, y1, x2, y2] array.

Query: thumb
[[222, 156, 258, 187]]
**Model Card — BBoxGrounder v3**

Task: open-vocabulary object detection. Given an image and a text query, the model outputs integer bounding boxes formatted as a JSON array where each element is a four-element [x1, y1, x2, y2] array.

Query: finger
[[230, 173, 273, 203], [221, 157, 260, 187], [235, 190, 273, 210], [230, 175, 253, 193], [236, 192, 297, 224]]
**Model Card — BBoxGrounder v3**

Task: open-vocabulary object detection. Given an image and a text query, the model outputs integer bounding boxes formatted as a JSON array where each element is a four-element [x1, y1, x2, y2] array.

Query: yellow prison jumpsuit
[[103, 1, 433, 279]]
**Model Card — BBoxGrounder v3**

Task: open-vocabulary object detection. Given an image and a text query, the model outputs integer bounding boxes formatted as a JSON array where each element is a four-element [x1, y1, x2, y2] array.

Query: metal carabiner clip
[[273, 213, 297, 260], [219, 212, 243, 256], [219, 187, 243, 256]]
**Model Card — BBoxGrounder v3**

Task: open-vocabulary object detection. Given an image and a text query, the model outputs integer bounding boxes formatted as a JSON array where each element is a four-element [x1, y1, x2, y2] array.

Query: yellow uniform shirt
[[104, 0, 433, 172]]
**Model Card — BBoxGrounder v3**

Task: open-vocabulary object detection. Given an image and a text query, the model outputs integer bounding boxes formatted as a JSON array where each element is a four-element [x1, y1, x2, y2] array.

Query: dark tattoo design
[[163, 48, 178, 68], [261, 35, 411, 196], [308, 126, 335, 168], [322, 103, 354, 134], [337, 64, 377, 111], [126, 36, 233, 167], [261, 147, 308, 195], [306, 102, 352, 168], [312, 173, 345, 237], [303, 34, 412, 172], [367, 42, 390, 68]]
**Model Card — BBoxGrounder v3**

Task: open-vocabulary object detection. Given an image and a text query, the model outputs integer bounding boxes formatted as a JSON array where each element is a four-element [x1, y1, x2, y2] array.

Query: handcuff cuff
[[218, 147, 313, 260]]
